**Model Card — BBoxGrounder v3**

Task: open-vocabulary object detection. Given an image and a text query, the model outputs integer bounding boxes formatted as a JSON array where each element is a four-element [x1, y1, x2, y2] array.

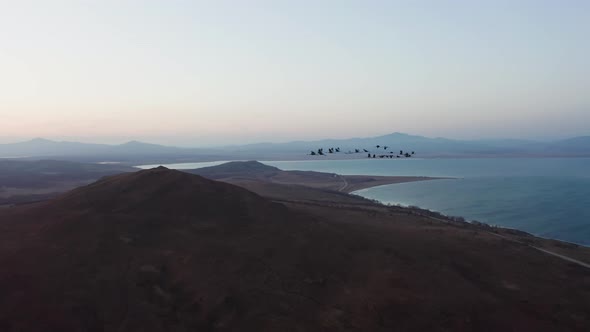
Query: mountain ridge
[[1, 133, 590, 160]]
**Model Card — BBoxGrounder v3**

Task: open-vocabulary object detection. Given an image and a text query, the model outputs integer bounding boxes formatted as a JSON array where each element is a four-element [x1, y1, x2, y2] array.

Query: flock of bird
[[310, 145, 415, 158]]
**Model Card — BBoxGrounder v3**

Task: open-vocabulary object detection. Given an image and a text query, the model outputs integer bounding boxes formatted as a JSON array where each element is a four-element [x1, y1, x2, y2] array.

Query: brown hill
[[0, 167, 589, 331], [53, 166, 279, 219], [187, 160, 282, 179]]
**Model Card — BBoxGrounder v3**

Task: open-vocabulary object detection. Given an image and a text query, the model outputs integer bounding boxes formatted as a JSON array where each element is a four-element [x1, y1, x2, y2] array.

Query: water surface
[[138, 158, 590, 245]]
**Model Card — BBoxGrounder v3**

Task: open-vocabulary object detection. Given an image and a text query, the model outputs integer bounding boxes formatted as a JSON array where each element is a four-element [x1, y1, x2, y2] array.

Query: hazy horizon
[[1, 1, 589, 145], [0, 130, 587, 149]]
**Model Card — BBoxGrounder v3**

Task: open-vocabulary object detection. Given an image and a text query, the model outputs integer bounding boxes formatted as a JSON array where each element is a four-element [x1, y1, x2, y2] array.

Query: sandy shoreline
[[339, 175, 450, 193]]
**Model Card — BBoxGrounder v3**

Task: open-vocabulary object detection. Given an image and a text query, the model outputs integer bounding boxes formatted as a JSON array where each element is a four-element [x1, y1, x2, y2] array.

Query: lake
[[138, 158, 590, 245]]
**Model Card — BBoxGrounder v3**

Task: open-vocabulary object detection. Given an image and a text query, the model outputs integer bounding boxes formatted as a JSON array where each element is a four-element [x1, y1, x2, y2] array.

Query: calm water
[[139, 158, 590, 245]]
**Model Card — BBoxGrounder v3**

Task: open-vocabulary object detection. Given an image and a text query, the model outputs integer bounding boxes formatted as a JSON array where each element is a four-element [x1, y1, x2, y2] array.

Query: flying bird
[[309, 144, 416, 159]]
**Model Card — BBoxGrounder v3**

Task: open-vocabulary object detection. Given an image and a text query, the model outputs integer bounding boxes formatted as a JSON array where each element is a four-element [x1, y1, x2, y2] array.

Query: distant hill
[[1, 167, 589, 330], [188, 160, 282, 179], [0, 138, 221, 162], [186, 161, 354, 200], [187, 160, 350, 188], [187, 161, 441, 203]]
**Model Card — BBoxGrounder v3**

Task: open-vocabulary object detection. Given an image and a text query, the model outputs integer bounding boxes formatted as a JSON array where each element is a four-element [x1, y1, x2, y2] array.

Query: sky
[[1, 0, 589, 146]]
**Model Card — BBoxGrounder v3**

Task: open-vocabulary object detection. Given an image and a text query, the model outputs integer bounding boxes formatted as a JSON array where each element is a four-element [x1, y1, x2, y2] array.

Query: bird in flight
[[308, 145, 416, 159]]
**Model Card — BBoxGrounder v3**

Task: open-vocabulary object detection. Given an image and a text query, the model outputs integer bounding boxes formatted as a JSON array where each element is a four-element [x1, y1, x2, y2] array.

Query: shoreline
[[341, 175, 452, 194], [347, 176, 590, 247], [346, 180, 590, 263]]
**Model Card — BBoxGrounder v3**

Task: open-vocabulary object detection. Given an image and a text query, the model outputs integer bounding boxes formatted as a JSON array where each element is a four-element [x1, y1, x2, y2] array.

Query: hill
[[187, 161, 438, 197], [52, 166, 278, 217], [188, 160, 282, 179], [0, 168, 589, 331]]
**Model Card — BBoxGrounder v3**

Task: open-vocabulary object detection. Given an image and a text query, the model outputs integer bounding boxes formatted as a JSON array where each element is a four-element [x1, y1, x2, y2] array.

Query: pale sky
[[1, 0, 589, 146]]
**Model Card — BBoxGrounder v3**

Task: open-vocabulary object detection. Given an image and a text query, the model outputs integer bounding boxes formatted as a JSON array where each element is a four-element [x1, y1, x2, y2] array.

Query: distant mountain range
[[232, 133, 590, 157], [1, 133, 589, 162], [0, 138, 221, 163]]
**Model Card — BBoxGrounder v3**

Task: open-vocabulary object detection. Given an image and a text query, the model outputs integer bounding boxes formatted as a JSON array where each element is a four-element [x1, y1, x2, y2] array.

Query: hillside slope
[[0, 168, 588, 331]]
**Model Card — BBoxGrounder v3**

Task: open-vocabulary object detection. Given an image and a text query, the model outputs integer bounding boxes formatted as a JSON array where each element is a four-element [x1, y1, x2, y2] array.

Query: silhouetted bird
[[399, 150, 403, 155], [363, 149, 369, 153], [355, 149, 360, 153], [310, 151, 317, 156], [376, 145, 380, 148], [383, 146, 388, 150], [367, 153, 371, 158]]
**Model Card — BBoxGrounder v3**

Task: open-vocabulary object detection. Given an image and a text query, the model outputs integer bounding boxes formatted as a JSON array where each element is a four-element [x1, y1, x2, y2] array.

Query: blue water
[[139, 158, 590, 245]]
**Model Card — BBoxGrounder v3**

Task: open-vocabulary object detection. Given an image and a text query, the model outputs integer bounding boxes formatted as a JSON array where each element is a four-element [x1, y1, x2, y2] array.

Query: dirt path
[[488, 232, 590, 269], [533, 246, 590, 268], [337, 174, 349, 192], [426, 215, 590, 269]]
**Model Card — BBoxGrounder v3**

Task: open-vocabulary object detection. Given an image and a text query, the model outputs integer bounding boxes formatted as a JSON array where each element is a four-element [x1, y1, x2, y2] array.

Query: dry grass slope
[[0, 167, 588, 331]]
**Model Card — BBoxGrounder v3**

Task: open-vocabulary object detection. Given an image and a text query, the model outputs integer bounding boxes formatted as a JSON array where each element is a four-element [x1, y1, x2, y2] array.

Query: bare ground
[[0, 168, 589, 331]]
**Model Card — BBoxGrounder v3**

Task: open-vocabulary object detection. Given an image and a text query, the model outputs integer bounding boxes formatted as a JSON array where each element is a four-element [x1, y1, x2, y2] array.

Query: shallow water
[[138, 158, 590, 245]]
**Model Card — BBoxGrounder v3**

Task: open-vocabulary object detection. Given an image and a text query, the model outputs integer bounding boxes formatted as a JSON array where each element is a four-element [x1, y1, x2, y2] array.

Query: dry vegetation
[[0, 167, 588, 331]]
